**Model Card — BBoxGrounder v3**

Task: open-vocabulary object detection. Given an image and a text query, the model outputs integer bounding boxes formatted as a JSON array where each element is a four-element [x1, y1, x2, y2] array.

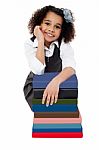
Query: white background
[[0, 0, 99, 149]]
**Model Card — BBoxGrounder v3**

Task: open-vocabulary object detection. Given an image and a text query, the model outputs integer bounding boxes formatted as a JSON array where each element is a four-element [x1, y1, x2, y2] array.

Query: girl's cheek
[[41, 28, 45, 33]]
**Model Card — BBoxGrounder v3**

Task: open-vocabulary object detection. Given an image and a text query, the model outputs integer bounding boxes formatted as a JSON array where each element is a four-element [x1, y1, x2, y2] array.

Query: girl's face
[[40, 11, 63, 47]]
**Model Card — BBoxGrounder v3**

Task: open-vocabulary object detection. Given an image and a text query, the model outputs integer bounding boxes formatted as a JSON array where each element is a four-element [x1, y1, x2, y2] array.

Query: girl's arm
[[42, 67, 75, 106], [53, 67, 75, 86], [34, 26, 45, 65], [42, 41, 76, 106]]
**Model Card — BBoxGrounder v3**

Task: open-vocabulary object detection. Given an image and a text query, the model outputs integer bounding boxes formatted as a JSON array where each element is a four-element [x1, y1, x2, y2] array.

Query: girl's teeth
[[47, 33, 53, 37]]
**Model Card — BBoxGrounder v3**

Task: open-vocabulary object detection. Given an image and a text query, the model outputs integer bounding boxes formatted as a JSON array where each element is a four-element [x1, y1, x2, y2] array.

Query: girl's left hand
[[42, 79, 60, 107]]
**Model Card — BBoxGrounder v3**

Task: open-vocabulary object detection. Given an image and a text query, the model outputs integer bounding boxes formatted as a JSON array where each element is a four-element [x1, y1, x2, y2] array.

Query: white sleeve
[[24, 39, 46, 75], [60, 42, 76, 71]]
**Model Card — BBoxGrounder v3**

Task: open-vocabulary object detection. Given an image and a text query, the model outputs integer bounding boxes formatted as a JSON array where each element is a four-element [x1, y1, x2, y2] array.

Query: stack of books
[[32, 72, 83, 138]]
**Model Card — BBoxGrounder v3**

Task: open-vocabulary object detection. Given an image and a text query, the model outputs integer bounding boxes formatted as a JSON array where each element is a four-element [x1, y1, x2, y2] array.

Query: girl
[[23, 5, 76, 109]]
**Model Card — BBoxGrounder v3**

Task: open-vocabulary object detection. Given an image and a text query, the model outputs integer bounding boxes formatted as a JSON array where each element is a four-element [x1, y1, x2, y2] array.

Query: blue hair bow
[[61, 8, 73, 23]]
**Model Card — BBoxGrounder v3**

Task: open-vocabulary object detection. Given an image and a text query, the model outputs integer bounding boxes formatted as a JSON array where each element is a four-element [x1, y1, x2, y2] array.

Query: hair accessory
[[61, 8, 73, 23]]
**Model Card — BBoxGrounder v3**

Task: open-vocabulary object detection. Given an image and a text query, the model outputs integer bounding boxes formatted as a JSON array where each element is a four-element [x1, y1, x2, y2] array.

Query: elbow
[[63, 66, 76, 75]]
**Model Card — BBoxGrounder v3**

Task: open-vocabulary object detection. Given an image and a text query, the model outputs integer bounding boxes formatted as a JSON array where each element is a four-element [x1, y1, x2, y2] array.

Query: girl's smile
[[41, 11, 63, 47]]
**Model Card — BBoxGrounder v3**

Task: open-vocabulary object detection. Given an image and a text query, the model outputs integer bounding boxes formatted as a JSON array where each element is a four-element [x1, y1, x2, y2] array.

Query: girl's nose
[[48, 26, 54, 32]]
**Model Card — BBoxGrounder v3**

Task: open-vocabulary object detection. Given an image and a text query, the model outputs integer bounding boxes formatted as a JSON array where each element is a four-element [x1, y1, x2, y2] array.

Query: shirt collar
[[32, 38, 59, 49]]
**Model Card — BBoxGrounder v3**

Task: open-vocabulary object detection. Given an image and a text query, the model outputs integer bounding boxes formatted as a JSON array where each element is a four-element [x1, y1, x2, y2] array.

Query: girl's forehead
[[44, 11, 63, 23]]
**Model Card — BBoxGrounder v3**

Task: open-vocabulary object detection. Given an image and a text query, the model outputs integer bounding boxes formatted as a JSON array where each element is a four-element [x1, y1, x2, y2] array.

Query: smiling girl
[[23, 5, 76, 109]]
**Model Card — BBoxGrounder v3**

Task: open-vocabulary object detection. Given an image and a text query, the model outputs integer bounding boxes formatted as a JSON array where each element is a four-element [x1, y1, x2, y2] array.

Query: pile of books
[[32, 72, 83, 138]]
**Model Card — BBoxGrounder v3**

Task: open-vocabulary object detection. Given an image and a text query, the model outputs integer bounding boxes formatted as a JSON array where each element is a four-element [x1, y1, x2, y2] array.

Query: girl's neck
[[44, 41, 51, 48]]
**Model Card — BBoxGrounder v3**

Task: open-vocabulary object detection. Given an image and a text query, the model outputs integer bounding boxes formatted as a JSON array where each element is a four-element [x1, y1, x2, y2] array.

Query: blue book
[[32, 128, 82, 132], [32, 123, 82, 132], [32, 104, 78, 112], [33, 123, 82, 129], [32, 72, 78, 89]]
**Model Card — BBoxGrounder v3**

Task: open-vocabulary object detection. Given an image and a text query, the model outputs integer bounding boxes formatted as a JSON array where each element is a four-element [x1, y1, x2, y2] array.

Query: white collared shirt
[[24, 38, 76, 75]]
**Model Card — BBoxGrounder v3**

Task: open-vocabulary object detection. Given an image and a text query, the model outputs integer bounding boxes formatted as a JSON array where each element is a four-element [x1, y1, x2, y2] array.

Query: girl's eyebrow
[[44, 19, 51, 22], [44, 19, 62, 26]]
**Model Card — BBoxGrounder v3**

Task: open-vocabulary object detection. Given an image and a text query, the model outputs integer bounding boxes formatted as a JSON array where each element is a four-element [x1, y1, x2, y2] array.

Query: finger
[[34, 26, 40, 36], [54, 94, 58, 103], [35, 26, 40, 30], [50, 95, 54, 105], [42, 92, 47, 104], [34, 26, 38, 35], [46, 95, 50, 107]]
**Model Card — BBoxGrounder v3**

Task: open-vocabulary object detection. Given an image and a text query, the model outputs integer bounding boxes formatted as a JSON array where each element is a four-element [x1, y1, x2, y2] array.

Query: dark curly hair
[[28, 5, 75, 43]]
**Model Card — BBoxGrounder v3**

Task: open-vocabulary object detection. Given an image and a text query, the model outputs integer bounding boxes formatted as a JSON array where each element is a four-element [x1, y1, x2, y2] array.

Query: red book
[[32, 132, 83, 138]]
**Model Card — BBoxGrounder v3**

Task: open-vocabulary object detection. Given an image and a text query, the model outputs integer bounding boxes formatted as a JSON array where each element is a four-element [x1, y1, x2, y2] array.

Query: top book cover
[[32, 72, 78, 89]]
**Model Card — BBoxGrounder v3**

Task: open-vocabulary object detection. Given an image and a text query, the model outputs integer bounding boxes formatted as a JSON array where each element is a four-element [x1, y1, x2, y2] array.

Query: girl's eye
[[45, 22, 50, 25], [55, 25, 61, 29]]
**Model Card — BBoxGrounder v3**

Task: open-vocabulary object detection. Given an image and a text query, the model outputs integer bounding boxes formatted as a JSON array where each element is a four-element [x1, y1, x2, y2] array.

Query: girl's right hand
[[34, 26, 44, 42]]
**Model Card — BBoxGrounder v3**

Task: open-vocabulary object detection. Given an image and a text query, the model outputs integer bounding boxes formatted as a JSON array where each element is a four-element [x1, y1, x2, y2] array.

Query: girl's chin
[[44, 37, 56, 44], [44, 38, 53, 44], [44, 35, 56, 46], [44, 36, 53, 41]]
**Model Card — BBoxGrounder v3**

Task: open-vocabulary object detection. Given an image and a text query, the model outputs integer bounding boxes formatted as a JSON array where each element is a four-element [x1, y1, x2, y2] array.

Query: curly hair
[[28, 5, 75, 43]]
